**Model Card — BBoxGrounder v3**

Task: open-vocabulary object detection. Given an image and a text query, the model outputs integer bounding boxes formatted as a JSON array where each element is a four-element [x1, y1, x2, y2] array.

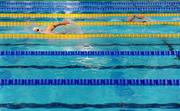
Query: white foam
[[172, 17, 180, 21]]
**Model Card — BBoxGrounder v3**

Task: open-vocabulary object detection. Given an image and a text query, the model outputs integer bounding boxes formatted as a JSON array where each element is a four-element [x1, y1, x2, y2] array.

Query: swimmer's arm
[[135, 15, 145, 19], [45, 21, 70, 32], [128, 15, 136, 22], [52, 21, 70, 27], [128, 15, 145, 22]]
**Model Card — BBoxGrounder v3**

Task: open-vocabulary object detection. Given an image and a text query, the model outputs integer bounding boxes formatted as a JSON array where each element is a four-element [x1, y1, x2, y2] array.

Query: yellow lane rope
[[0, 22, 179, 26], [0, 34, 179, 39], [0, 13, 179, 18]]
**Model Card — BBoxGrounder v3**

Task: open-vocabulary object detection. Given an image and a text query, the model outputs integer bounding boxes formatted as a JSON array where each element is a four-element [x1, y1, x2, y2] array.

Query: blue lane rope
[[0, 1, 179, 7], [0, 51, 179, 56], [0, 7, 179, 13], [0, 79, 179, 86]]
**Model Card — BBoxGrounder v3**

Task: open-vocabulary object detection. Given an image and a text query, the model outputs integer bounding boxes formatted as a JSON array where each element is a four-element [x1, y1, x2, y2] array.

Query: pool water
[[0, 17, 180, 34], [0, 0, 180, 111]]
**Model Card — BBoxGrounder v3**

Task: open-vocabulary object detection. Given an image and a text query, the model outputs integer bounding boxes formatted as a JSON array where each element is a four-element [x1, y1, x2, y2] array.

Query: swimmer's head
[[33, 27, 41, 32]]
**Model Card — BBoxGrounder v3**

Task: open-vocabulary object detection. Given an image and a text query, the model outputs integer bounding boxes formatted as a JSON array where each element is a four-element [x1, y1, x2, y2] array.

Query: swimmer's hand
[[63, 20, 71, 25]]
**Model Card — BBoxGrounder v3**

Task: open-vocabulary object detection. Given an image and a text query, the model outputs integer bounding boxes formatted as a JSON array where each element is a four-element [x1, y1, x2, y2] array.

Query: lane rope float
[[0, 22, 179, 26], [0, 79, 179, 86], [0, 34, 179, 39], [0, 7, 179, 13], [0, 13, 179, 18], [0, 1, 179, 7], [0, 51, 179, 56]]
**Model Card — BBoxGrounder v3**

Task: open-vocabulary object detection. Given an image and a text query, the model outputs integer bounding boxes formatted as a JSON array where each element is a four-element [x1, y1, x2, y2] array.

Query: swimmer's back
[[131, 17, 153, 22]]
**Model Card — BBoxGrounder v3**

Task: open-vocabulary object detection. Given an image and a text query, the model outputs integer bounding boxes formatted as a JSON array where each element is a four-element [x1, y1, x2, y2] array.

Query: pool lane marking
[[162, 39, 180, 60], [1, 1, 179, 6], [0, 22, 179, 26], [0, 34, 179, 39], [0, 103, 179, 109], [1, 65, 180, 69], [0, 51, 179, 56], [0, 79, 179, 86], [0, 7, 178, 13], [0, 13, 179, 18], [0, 102, 180, 111]]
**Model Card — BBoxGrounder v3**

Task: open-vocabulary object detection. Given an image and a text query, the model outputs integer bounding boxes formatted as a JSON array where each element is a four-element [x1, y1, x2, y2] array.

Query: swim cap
[[33, 27, 40, 32]]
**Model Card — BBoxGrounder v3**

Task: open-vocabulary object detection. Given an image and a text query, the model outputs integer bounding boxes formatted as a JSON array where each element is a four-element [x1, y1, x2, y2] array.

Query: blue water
[[0, 0, 180, 111], [0, 1, 179, 13], [0, 38, 180, 111], [0, 16, 180, 34]]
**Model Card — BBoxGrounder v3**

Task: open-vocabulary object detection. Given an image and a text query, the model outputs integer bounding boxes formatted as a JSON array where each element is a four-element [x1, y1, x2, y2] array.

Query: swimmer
[[33, 20, 83, 34], [127, 14, 151, 22]]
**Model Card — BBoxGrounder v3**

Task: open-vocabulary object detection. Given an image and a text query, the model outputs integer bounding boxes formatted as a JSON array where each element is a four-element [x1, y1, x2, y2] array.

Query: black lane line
[[0, 65, 180, 69], [162, 39, 180, 60], [91, 43, 180, 47], [0, 103, 179, 109]]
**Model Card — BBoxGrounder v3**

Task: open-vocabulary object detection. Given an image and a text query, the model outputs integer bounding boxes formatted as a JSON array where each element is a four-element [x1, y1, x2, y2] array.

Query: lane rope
[[0, 51, 179, 56], [0, 22, 179, 26], [0, 79, 179, 86], [0, 34, 179, 39], [0, 1, 179, 7], [0, 13, 179, 18], [0, 7, 179, 13]]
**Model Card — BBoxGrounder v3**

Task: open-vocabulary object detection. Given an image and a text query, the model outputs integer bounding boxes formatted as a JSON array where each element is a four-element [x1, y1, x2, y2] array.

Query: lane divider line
[[0, 79, 179, 86], [0, 13, 179, 18], [0, 1, 179, 7], [0, 34, 179, 39], [0, 51, 179, 56], [0, 22, 179, 26]]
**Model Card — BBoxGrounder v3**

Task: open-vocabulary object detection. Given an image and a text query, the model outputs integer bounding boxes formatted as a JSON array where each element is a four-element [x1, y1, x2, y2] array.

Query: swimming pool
[[0, 0, 180, 111]]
